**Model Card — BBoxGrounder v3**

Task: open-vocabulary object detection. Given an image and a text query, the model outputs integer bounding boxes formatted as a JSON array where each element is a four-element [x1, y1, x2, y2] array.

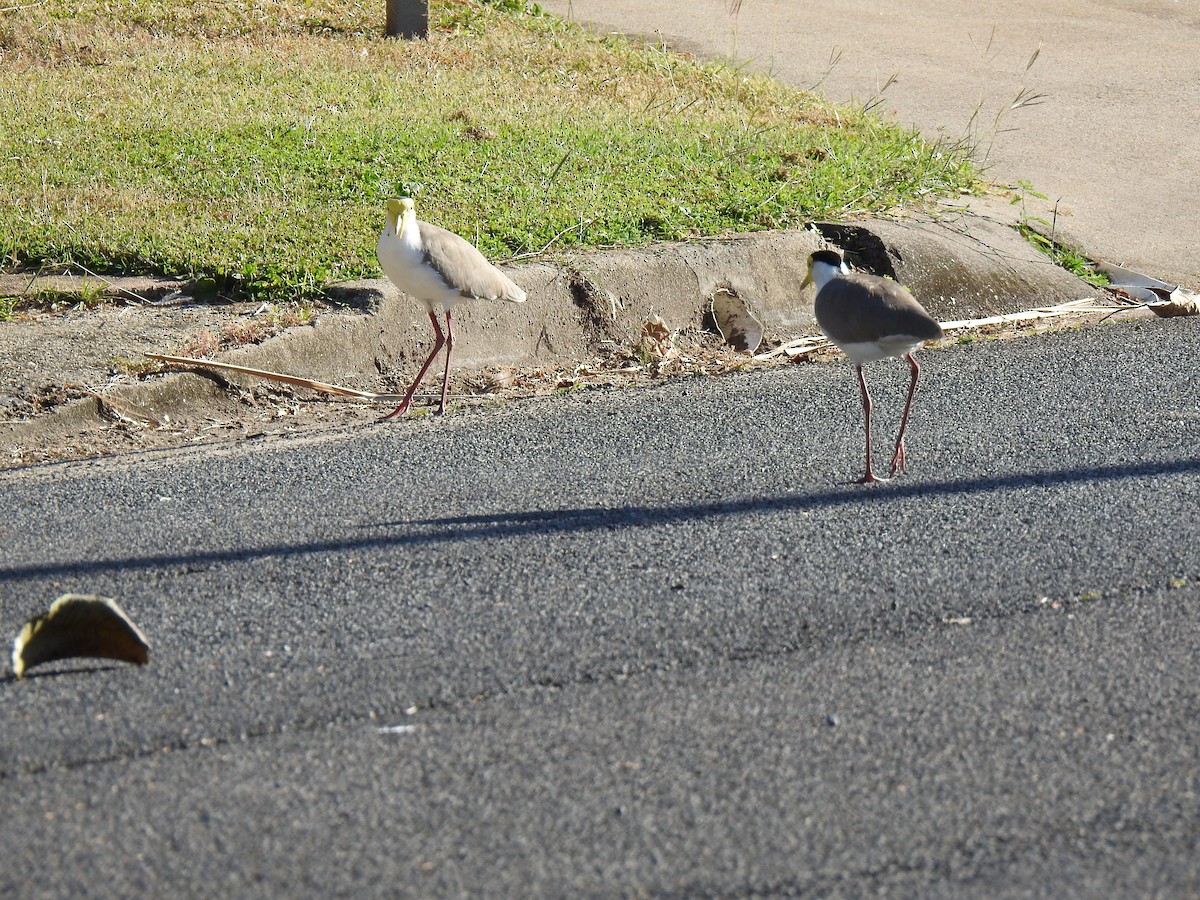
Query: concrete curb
[[3, 204, 1098, 447]]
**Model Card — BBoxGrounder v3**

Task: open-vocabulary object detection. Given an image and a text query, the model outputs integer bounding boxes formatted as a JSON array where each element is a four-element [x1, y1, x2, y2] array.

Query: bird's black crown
[[810, 249, 844, 267]]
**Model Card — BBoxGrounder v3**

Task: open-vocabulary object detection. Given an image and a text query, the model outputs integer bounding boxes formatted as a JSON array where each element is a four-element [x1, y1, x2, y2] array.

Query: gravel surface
[[2, 315, 1198, 896]]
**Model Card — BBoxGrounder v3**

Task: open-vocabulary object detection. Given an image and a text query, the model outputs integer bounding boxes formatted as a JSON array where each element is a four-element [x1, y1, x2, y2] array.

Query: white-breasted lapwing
[[376, 197, 526, 419]]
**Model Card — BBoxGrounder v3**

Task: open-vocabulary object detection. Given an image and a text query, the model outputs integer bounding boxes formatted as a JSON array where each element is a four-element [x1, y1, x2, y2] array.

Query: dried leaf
[[11, 594, 150, 678], [641, 315, 671, 347], [711, 288, 764, 353], [1148, 289, 1200, 318]]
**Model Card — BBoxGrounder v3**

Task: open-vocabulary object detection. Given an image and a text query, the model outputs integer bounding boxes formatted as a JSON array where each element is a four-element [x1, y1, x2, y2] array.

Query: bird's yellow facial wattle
[[386, 197, 416, 235], [385, 198, 402, 233]]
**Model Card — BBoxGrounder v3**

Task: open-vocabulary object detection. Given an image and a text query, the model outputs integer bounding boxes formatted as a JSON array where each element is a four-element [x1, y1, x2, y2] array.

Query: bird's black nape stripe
[[810, 249, 844, 267]]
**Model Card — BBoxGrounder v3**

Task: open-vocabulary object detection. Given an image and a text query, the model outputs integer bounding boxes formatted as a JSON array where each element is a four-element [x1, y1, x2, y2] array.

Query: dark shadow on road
[[3, 457, 1199, 583], [2, 664, 123, 685]]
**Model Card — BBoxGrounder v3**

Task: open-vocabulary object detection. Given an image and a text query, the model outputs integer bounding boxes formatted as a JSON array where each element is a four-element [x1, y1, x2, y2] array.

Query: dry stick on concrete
[[145, 353, 406, 403], [754, 335, 833, 360], [82, 388, 163, 427], [14, 261, 153, 305], [756, 298, 1131, 360], [935, 297, 1121, 330], [68, 262, 152, 304], [146, 297, 1144, 406]]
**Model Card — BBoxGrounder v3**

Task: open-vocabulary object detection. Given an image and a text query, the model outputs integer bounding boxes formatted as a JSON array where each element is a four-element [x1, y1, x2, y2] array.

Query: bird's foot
[[377, 403, 411, 422], [889, 445, 908, 477], [856, 470, 888, 485]]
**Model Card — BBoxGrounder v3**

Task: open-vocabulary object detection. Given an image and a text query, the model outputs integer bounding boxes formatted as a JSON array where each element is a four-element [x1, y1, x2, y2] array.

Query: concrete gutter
[[3, 203, 1100, 448]]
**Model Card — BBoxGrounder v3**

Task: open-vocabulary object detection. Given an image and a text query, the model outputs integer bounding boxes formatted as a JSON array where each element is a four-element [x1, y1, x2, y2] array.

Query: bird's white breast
[[835, 337, 927, 365], [377, 219, 463, 310]]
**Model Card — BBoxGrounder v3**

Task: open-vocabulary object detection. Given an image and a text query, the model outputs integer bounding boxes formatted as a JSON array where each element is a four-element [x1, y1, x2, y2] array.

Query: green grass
[[1016, 224, 1109, 287], [0, 0, 979, 303], [1010, 181, 1108, 287]]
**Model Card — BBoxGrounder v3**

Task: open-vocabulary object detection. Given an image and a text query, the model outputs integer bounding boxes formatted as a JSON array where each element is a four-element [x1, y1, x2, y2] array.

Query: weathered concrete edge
[[3, 209, 1099, 444]]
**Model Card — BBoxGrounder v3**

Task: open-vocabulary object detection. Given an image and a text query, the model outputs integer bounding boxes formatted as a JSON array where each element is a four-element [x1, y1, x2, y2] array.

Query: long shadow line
[[3, 457, 1198, 582]]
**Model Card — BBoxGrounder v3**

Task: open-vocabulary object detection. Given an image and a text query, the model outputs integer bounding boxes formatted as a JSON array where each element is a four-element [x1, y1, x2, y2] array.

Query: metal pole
[[386, 0, 428, 39]]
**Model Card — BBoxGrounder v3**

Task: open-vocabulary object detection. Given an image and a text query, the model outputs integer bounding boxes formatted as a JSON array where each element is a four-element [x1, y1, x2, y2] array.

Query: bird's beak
[[800, 270, 813, 290]]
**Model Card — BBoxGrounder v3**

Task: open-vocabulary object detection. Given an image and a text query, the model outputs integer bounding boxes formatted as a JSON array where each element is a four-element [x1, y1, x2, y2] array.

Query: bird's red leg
[[889, 353, 921, 477], [856, 364, 883, 484], [437, 308, 455, 415], [378, 310, 445, 421]]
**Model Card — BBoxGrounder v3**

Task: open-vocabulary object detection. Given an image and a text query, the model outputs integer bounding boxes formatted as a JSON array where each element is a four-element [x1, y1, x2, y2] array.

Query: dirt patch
[[0, 288, 1149, 472], [2, 213, 1117, 470], [0, 296, 367, 465], [1, 298, 263, 415], [0, 293, 766, 469]]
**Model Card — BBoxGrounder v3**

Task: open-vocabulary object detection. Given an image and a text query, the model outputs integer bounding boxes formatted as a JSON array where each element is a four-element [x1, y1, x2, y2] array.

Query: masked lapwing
[[802, 249, 943, 483], [376, 197, 526, 420]]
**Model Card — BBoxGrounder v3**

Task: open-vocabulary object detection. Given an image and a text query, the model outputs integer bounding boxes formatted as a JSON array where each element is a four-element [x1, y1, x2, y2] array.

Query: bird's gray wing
[[419, 222, 526, 303], [817, 274, 942, 343]]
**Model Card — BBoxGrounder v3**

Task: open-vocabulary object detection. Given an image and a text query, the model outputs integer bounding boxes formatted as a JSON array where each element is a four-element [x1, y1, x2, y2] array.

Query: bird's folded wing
[[420, 224, 526, 303]]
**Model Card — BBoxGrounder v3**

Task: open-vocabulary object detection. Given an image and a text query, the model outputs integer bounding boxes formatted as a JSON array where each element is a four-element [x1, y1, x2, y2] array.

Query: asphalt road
[[2, 316, 1199, 897]]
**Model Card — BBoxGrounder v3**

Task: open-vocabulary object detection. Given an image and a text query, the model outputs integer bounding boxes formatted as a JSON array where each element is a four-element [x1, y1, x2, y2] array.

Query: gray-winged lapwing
[[803, 249, 943, 483]]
